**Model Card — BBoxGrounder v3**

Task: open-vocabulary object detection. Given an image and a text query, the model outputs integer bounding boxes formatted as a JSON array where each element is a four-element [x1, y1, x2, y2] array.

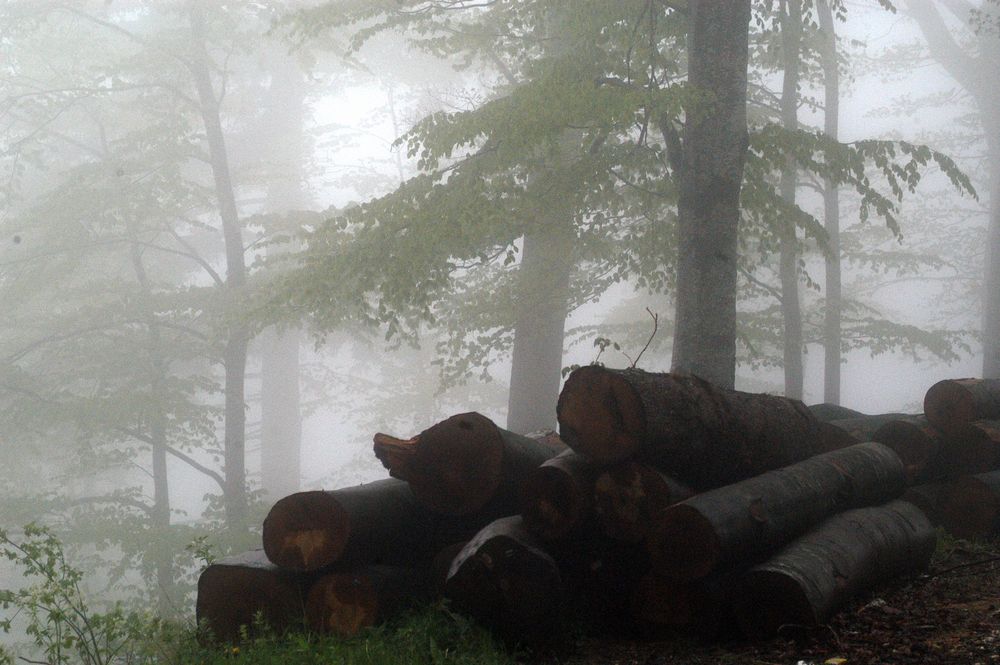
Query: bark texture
[[593, 462, 694, 542], [924, 378, 1000, 434]]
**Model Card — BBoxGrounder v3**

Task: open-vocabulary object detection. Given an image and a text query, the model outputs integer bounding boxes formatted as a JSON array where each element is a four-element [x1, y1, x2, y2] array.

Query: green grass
[[160, 603, 521, 665]]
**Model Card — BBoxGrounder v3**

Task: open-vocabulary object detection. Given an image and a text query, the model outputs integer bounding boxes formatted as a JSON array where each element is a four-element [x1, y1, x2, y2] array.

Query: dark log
[[648, 442, 907, 581], [807, 402, 865, 422], [262, 478, 468, 572], [556, 367, 842, 489], [630, 573, 736, 639], [196, 550, 313, 643], [444, 516, 562, 642], [430, 541, 467, 596], [825, 413, 913, 442], [304, 565, 427, 636], [938, 470, 1000, 539], [373, 412, 559, 516], [593, 461, 694, 542], [924, 378, 1000, 434], [901, 482, 945, 526], [946, 419, 1000, 475], [557, 538, 649, 633], [870, 416, 942, 484], [732, 500, 935, 639], [520, 450, 598, 541]]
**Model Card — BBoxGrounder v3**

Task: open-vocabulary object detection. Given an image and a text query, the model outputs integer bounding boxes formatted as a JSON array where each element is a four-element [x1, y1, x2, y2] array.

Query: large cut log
[[807, 403, 866, 422], [732, 500, 935, 639], [937, 470, 1000, 539], [444, 516, 562, 642], [945, 420, 1000, 476], [593, 461, 694, 542], [262, 478, 474, 572], [305, 565, 427, 636], [648, 442, 906, 581], [870, 416, 942, 484], [520, 450, 598, 541], [196, 550, 313, 643], [924, 378, 1000, 434], [556, 367, 843, 489], [373, 412, 559, 515]]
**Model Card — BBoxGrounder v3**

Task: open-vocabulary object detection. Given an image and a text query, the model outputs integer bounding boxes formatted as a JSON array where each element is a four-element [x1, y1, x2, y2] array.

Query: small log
[[196, 550, 313, 643], [924, 378, 1000, 434], [373, 412, 558, 516], [304, 565, 427, 636], [520, 450, 598, 541], [807, 403, 866, 422], [937, 470, 1000, 539], [593, 461, 694, 542], [732, 500, 935, 639], [870, 416, 942, 484], [648, 442, 907, 582], [444, 516, 562, 642], [946, 419, 1000, 475], [262, 478, 442, 571], [556, 367, 841, 489]]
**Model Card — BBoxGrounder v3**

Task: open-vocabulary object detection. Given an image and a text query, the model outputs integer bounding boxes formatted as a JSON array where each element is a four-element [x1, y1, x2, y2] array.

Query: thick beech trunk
[[732, 500, 935, 639], [938, 470, 1000, 539], [305, 565, 427, 636], [648, 442, 906, 581], [373, 412, 558, 515], [262, 478, 475, 572], [196, 550, 313, 643], [807, 403, 864, 422], [557, 367, 841, 488], [924, 378, 1000, 433], [593, 462, 694, 542], [444, 516, 562, 642], [520, 450, 598, 541]]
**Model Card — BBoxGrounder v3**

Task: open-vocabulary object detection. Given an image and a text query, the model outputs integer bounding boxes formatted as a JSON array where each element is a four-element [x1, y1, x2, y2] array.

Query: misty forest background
[[0, 0, 997, 634]]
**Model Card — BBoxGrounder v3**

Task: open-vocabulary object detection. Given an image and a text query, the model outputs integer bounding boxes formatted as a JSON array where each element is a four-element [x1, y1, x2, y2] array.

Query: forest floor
[[547, 536, 1000, 665]]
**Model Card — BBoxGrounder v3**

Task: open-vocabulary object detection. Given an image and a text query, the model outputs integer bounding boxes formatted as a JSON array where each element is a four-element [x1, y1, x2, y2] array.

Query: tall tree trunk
[[260, 55, 308, 500], [506, 219, 574, 433], [817, 0, 842, 403], [671, 0, 752, 389], [779, 0, 804, 400], [188, 2, 249, 533], [984, 125, 1000, 379]]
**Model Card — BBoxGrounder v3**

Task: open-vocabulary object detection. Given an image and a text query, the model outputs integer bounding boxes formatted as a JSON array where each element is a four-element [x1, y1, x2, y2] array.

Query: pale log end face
[[306, 572, 377, 637], [262, 491, 350, 571], [924, 379, 978, 433]]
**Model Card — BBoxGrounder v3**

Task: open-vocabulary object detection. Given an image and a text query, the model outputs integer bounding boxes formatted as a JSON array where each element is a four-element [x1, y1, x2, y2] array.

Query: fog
[[0, 0, 995, 653]]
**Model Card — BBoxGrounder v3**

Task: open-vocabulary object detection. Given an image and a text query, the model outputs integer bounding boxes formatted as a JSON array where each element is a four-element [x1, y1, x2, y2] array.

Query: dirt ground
[[548, 536, 1000, 665]]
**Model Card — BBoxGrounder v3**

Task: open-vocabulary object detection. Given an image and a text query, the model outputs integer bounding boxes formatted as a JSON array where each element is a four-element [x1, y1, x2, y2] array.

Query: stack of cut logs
[[196, 369, 1000, 644]]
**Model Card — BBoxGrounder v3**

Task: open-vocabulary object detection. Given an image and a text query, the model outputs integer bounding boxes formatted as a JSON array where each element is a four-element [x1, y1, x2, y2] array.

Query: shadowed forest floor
[[548, 537, 1000, 665]]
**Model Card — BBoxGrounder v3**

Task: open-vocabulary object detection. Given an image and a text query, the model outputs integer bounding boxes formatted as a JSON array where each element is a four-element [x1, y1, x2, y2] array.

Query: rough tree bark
[[924, 377, 1000, 433], [670, 0, 752, 389]]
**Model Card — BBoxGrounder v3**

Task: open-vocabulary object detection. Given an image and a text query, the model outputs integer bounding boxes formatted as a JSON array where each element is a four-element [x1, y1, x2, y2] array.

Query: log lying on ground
[[196, 550, 313, 643], [945, 420, 1000, 476], [901, 482, 945, 525], [373, 412, 558, 516], [444, 516, 562, 642], [648, 442, 907, 582], [807, 403, 866, 422], [871, 416, 942, 484], [732, 500, 935, 639], [305, 565, 427, 636], [520, 450, 598, 541], [924, 378, 1000, 434], [937, 470, 1000, 539], [593, 461, 694, 542], [557, 538, 649, 633], [556, 367, 844, 489], [263, 478, 444, 571]]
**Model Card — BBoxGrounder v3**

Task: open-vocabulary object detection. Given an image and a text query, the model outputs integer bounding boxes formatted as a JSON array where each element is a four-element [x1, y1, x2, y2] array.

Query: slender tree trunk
[[779, 0, 804, 400], [817, 0, 842, 403], [984, 126, 1000, 379], [506, 219, 574, 433], [189, 2, 249, 533], [671, 0, 752, 389]]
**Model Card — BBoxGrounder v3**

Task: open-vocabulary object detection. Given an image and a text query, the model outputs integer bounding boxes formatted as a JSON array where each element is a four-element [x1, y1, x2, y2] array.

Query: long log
[[520, 450, 598, 541], [556, 367, 843, 489], [924, 378, 1000, 433], [648, 442, 907, 581], [732, 500, 935, 639], [937, 470, 1000, 539], [373, 412, 559, 516], [807, 402, 866, 422], [304, 565, 427, 636], [262, 478, 469, 572], [196, 550, 313, 643], [444, 516, 562, 642], [593, 461, 694, 542]]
